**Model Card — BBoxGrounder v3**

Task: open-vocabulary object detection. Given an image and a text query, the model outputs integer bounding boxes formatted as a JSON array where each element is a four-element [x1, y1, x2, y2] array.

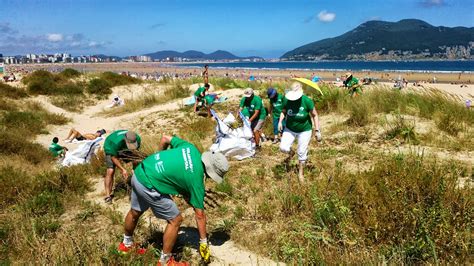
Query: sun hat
[[201, 151, 229, 184], [125, 131, 139, 150], [267, 88, 277, 98], [285, 82, 303, 101], [243, 88, 254, 98]]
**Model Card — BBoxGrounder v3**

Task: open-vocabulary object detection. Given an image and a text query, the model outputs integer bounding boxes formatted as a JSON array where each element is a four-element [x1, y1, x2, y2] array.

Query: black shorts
[[75, 135, 86, 141]]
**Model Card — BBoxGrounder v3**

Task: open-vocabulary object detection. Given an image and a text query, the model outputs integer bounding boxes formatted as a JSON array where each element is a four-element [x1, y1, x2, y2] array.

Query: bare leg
[[162, 214, 183, 254], [254, 130, 261, 146], [298, 161, 305, 183], [124, 209, 143, 236], [105, 168, 115, 198], [66, 128, 81, 140]]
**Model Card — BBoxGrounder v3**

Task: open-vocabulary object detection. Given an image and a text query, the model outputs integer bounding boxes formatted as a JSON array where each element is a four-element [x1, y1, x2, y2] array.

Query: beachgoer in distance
[[103, 130, 141, 203], [202, 64, 209, 84], [239, 88, 267, 148], [343, 72, 362, 97], [111, 95, 125, 107], [118, 134, 229, 265], [267, 88, 285, 144], [193, 83, 210, 113], [49, 137, 67, 157], [65, 128, 106, 142], [278, 82, 322, 183]]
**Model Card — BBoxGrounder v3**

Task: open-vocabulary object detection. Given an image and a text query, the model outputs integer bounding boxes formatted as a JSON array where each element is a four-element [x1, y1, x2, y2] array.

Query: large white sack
[[62, 137, 103, 167]]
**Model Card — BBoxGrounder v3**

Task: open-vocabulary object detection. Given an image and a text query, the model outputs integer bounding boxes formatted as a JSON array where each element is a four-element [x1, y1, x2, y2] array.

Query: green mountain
[[281, 19, 474, 60]]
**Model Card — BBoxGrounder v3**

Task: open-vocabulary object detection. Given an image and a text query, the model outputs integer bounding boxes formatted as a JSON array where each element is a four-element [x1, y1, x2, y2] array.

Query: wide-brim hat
[[285, 82, 303, 101], [125, 131, 138, 150], [201, 151, 229, 184], [243, 88, 254, 98]]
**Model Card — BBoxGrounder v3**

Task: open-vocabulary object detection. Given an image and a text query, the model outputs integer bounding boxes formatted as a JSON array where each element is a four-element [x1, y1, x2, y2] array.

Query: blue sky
[[1, 0, 473, 58]]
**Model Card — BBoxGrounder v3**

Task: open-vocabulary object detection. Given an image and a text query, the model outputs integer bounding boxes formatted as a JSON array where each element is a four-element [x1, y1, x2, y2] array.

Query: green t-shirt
[[134, 137, 205, 209], [203, 95, 214, 106], [239, 95, 267, 120], [49, 142, 64, 157], [283, 95, 315, 133], [269, 93, 284, 119], [104, 130, 141, 156], [194, 87, 206, 98], [346, 77, 359, 88]]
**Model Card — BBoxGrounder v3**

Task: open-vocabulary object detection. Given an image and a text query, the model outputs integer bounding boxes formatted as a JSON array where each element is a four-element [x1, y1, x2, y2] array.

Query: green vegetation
[[0, 82, 28, 98]]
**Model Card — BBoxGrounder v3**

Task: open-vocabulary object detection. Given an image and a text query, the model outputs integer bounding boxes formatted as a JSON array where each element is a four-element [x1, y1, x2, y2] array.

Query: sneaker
[[117, 242, 146, 255], [272, 138, 279, 144], [104, 195, 114, 204], [157, 256, 190, 266]]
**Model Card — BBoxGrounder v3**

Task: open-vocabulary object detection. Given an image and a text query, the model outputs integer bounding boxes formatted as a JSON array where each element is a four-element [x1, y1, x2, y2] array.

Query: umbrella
[[292, 78, 324, 95]]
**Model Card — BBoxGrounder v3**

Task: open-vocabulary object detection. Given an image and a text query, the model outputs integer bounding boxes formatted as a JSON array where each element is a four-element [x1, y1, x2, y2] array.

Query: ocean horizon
[[171, 60, 474, 73]]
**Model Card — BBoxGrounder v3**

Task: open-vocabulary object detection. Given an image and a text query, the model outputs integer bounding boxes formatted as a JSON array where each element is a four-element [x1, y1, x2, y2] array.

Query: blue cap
[[267, 88, 277, 98]]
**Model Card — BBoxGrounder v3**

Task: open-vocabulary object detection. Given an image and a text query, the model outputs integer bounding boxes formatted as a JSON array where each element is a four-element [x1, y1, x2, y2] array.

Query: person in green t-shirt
[[49, 137, 67, 157], [267, 88, 285, 144], [193, 83, 210, 113], [343, 72, 362, 97], [239, 88, 267, 148], [278, 82, 322, 183], [118, 135, 229, 264], [103, 130, 141, 203]]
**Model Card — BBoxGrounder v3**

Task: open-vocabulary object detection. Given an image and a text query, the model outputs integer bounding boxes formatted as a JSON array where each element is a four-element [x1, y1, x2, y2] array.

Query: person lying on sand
[[118, 134, 229, 265], [65, 128, 106, 142]]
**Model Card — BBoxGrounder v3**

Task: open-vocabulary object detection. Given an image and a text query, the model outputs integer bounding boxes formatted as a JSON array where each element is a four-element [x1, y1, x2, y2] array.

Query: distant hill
[[281, 19, 474, 60], [144, 50, 262, 61]]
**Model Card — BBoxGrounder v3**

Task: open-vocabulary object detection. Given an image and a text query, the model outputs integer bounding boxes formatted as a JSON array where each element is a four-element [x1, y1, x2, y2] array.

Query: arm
[[249, 109, 260, 122], [111, 156, 127, 177], [159, 134, 173, 151], [194, 208, 207, 239], [310, 109, 320, 131]]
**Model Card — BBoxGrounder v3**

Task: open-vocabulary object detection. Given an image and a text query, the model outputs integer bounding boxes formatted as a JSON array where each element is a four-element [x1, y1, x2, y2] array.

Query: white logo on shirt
[[182, 148, 194, 173]]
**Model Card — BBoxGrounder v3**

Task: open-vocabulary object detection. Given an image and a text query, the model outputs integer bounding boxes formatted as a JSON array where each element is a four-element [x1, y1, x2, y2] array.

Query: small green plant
[[385, 114, 419, 144]]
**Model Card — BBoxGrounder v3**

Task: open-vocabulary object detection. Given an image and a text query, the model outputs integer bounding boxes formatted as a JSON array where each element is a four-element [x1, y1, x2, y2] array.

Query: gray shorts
[[251, 119, 264, 131], [130, 174, 180, 221], [105, 154, 115, 169]]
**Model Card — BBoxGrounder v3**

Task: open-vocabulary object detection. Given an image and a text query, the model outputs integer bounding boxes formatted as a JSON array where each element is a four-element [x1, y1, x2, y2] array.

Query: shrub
[[164, 83, 189, 99], [58, 68, 81, 79], [0, 83, 28, 98], [0, 131, 52, 164], [87, 78, 112, 95], [23, 70, 57, 95], [385, 114, 419, 144], [57, 82, 84, 95], [346, 98, 370, 127], [100, 71, 141, 87]]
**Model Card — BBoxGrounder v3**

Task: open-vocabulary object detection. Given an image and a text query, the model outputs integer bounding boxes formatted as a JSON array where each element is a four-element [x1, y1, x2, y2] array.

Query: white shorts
[[279, 128, 312, 162]]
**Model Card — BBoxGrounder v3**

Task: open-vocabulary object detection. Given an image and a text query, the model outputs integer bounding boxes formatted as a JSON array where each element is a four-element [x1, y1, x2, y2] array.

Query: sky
[[0, 0, 473, 58]]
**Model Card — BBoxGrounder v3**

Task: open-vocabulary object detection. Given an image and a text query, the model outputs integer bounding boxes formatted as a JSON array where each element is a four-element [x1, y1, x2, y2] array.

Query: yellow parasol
[[291, 78, 324, 96]]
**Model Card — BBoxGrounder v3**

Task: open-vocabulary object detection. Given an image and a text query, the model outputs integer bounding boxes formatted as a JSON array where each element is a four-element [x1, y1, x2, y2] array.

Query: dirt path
[[35, 87, 283, 265]]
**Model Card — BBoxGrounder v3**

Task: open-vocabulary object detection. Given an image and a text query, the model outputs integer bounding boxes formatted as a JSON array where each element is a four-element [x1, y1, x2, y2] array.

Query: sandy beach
[[5, 62, 474, 99]]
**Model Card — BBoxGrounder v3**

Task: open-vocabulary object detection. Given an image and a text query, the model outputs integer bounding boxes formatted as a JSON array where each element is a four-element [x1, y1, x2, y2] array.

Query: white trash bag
[[210, 110, 255, 160], [62, 137, 104, 167]]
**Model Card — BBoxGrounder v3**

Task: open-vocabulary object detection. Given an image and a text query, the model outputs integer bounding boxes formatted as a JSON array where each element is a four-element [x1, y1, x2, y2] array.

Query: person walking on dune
[[117, 134, 229, 265], [103, 130, 141, 203], [279, 82, 322, 183], [267, 87, 285, 144], [239, 88, 267, 149]]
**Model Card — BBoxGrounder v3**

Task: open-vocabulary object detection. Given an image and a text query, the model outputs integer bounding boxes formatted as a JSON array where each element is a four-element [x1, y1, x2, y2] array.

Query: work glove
[[278, 122, 283, 132], [315, 130, 322, 142], [199, 239, 210, 263]]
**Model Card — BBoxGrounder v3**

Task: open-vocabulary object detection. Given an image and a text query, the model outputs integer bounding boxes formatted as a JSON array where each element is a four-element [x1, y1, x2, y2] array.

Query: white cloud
[[318, 10, 336, 23], [47, 33, 63, 42], [420, 0, 445, 7]]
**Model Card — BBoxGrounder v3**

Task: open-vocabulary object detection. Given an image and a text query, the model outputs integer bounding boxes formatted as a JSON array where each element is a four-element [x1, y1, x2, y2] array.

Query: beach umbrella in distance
[[312, 76, 320, 82], [292, 78, 324, 96]]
